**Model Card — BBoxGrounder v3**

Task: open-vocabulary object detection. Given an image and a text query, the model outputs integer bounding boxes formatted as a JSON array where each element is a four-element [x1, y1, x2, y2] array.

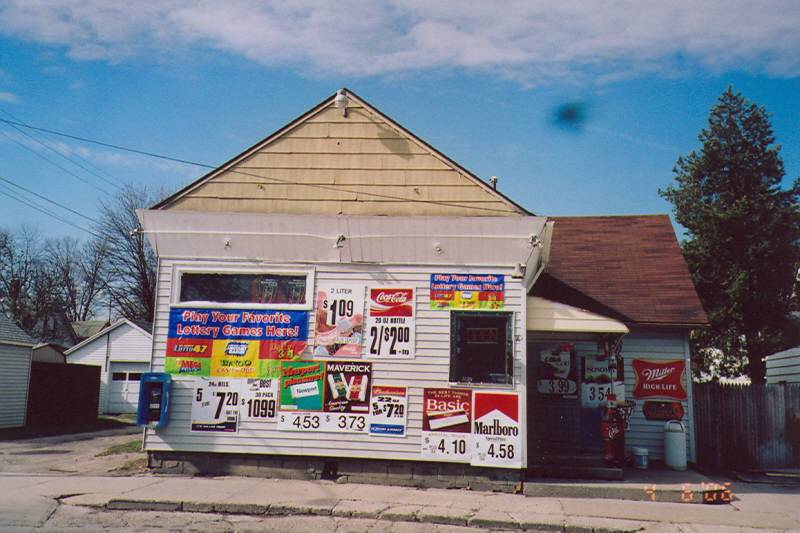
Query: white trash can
[[664, 420, 687, 471]]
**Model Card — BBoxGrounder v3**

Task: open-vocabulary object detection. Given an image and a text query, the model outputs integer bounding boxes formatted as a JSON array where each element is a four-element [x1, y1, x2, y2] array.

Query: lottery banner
[[278, 360, 325, 411], [314, 283, 365, 357], [166, 307, 309, 379], [470, 392, 522, 468], [369, 386, 408, 437], [240, 378, 278, 423], [421, 388, 472, 462], [365, 288, 415, 359], [429, 273, 504, 310], [190, 378, 241, 432]]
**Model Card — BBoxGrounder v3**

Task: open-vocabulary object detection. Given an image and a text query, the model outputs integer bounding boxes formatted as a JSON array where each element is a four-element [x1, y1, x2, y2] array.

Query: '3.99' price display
[[278, 412, 367, 433]]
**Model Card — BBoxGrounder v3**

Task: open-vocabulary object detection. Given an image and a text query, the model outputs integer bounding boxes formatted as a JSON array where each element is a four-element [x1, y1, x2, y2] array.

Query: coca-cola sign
[[632, 359, 687, 400], [369, 288, 413, 317]]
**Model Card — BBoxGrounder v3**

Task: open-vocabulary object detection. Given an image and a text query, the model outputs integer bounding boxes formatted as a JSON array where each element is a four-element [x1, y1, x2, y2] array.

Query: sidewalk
[[2, 472, 797, 532]]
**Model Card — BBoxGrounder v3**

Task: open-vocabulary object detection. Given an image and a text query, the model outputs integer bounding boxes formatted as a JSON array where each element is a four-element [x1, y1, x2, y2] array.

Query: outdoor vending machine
[[137, 372, 172, 428]]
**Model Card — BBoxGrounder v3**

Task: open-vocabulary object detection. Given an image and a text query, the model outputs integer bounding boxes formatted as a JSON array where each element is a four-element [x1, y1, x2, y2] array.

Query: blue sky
[[0, 1, 798, 240]]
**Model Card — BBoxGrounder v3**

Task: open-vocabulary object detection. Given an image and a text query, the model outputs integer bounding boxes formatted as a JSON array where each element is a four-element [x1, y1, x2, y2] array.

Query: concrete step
[[530, 453, 607, 467], [527, 464, 624, 480]]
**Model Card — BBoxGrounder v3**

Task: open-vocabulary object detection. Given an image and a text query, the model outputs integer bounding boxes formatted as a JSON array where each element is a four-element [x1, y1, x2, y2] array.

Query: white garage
[[108, 362, 150, 413], [65, 319, 152, 414]]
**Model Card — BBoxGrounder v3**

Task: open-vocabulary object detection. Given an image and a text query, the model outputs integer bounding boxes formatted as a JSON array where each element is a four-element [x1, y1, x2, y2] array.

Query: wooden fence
[[694, 382, 800, 471]]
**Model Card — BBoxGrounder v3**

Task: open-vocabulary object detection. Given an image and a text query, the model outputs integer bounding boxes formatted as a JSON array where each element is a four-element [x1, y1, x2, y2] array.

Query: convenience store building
[[138, 89, 707, 484]]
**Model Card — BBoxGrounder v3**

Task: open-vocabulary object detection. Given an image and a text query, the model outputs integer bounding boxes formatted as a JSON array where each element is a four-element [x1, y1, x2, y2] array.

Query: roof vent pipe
[[334, 89, 349, 117], [490, 176, 498, 190]]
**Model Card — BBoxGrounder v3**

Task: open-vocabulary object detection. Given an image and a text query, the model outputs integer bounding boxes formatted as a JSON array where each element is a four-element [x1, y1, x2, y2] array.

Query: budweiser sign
[[632, 359, 687, 400], [369, 288, 414, 317]]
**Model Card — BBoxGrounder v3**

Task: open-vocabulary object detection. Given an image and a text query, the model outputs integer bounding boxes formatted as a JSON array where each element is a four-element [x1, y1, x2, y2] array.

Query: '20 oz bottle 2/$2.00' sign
[[365, 288, 415, 359]]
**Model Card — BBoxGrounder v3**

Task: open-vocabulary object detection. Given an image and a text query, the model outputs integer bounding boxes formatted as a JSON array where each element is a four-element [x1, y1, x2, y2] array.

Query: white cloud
[[0, 91, 19, 103], [0, 1, 798, 85]]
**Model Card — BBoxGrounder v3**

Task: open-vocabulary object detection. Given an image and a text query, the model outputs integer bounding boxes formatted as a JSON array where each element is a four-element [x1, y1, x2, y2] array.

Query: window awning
[[526, 296, 629, 334], [137, 210, 552, 290]]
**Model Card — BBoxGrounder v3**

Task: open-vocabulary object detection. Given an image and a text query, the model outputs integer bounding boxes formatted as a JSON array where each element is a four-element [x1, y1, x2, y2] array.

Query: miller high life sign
[[632, 359, 687, 400]]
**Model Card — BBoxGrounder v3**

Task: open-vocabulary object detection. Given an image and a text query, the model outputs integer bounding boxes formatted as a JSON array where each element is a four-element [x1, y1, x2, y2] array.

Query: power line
[[0, 128, 114, 195], [0, 174, 101, 225], [0, 119, 121, 192], [0, 109, 124, 188], [0, 116, 518, 215], [0, 183, 101, 238], [0, 117, 209, 168]]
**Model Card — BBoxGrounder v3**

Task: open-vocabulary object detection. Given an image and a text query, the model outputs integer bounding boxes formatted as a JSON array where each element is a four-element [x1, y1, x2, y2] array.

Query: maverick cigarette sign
[[632, 359, 687, 400], [166, 307, 308, 379]]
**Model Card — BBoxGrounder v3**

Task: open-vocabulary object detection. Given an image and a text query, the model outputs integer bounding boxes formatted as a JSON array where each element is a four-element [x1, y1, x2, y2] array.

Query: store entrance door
[[526, 340, 608, 467]]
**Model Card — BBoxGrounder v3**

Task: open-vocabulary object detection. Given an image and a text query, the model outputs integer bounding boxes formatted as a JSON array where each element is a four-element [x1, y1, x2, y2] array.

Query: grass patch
[[96, 439, 143, 457], [110, 457, 148, 474]]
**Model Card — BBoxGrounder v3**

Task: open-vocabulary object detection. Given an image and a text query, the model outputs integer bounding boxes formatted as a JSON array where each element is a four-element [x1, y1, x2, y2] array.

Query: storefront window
[[450, 311, 513, 384], [179, 273, 307, 305]]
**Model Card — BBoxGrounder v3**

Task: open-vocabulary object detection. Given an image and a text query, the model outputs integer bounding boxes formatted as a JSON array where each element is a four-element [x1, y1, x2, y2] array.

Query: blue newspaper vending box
[[137, 372, 171, 428]]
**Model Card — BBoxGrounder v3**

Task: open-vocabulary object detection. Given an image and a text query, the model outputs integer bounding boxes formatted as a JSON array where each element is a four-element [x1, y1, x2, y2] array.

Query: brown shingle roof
[[532, 215, 708, 327]]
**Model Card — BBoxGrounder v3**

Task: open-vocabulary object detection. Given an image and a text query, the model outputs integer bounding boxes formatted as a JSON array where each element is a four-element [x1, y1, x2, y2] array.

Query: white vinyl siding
[[144, 259, 527, 466], [0, 343, 33, 428], [66, 322, 152, 414], [622, 332, 695, 462]]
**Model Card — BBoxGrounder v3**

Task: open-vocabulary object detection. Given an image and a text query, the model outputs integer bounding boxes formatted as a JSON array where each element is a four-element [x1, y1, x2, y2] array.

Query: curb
[[523, 482, 734, 505], [104, 498, 643, 532]]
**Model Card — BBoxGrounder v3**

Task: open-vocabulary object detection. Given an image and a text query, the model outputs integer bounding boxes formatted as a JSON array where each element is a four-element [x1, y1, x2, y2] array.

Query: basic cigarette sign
[[421, 388, 472, 462]]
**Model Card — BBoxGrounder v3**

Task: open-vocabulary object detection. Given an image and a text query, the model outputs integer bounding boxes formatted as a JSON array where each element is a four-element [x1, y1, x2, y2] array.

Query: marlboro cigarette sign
[[632, 359, 687, 400], [471, 392, 522, 468]]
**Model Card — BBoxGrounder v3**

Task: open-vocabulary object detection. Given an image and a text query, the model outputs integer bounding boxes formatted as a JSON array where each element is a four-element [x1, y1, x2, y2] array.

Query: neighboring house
[[0, 314, 35, 428], [765, 346, 800, 384], [32, 343, 67, 364], [64, 319, 152, 414], [71, 320, 110, 343]]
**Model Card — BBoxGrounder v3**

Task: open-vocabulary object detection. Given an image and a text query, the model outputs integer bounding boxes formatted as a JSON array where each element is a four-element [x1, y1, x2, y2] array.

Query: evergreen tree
[[660, 87, 800, 383]]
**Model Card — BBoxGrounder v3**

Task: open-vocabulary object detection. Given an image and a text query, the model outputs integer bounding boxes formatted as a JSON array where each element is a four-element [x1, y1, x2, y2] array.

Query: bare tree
[[46, 236, 109, 322], [0, 226, 67, 341], [95, 184, 160, 323]]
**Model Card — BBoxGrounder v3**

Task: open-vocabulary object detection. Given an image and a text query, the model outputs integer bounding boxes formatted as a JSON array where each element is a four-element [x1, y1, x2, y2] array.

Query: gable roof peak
[[153, 88, 529, 217]]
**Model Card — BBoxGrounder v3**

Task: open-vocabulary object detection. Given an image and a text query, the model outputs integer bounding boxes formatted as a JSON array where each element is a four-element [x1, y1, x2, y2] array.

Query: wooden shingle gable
[[155, 89, 528, 216]]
